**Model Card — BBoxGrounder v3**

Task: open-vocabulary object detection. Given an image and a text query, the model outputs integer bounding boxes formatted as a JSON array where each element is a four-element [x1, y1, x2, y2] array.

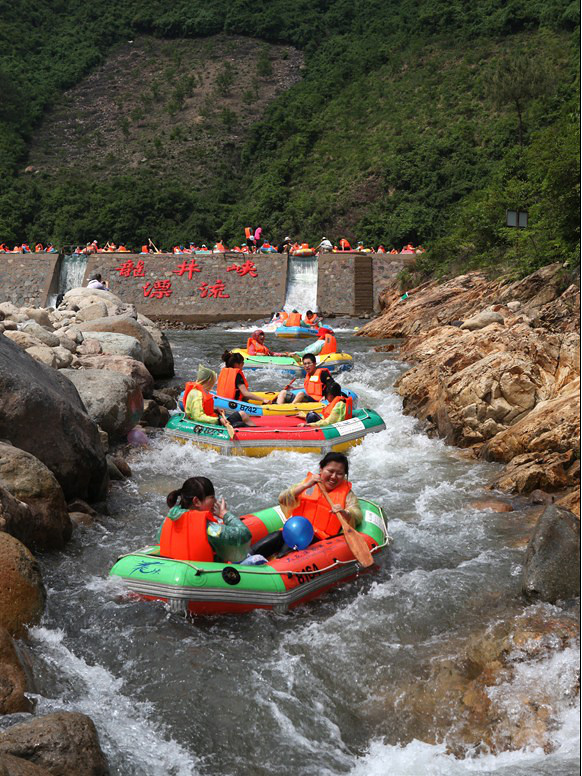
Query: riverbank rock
[[522, 505, 580, 603], [80, 332, 143, 361], [0, 336, 108, 502], [0, 712, 109, 776], [18, 323, 59, 349], [0, 487, 34, 550], [0, 753, 51, 774], [0, 534, 45, 638], [0, 444, 71, 550], [62, 286, 132, 317], [0, 627, 33, 714], [60, 369, 143, 440], [74, 314, 173, 378], [460, 309, 504, 330], [73, 354, 153, 397]]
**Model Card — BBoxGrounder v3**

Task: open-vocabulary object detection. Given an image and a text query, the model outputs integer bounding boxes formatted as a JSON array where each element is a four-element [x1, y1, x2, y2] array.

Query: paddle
[[218, 410, 235, 439], [148, 238, 160, 254], [318, 482, 374, 568], [267, 377, 296, 405]]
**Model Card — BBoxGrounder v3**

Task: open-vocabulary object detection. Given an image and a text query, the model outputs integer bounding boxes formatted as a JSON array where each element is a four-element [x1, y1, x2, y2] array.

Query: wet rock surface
[[0, 533, 45, 639], [523, 505, 581, 603], [360, 264, 580, 514], [0, 712, 109, 776]]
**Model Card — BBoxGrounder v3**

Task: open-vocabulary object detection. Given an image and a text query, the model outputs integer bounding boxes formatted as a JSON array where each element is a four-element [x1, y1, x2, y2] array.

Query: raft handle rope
[[115, 537, 390, 578]]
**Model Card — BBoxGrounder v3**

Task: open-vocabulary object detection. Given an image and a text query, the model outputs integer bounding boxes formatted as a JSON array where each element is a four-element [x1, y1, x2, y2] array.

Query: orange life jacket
[[246, 337, 271, 356], [319, 333, 337, 355], [159, 509, 216, 562], [377, 245, 386, 253], [118, 245, 129, 252], [215, 242, 227, 252], [292, 475, 352, 540], [304, 313, 317, 324], [322, 396, 344, 419], [35, 243, 43, 252], [279, 311, 289, 322], [141, 245, 149, 253], [245, 227, 252, 239], [390, 249, 398, 254], [286, 312, 302, 327], [183, 382, 216, 417], [340, 238, 351, 250], [303, 368, 331, 401], [216, 367, 249, 400]]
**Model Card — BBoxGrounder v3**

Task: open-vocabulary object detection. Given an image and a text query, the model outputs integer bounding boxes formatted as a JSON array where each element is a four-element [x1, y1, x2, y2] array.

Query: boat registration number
[[336, 418, 365, 436]]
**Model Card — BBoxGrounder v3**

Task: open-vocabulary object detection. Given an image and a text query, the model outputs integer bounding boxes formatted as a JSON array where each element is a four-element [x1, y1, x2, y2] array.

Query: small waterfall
[[47, 253, 89, 306], [284, 256, 318, 311]]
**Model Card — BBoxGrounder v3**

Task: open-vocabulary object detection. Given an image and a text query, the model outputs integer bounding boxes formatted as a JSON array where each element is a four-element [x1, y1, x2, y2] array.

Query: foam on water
[[27, 327, 579, 775], [28, 626, 199, 776]]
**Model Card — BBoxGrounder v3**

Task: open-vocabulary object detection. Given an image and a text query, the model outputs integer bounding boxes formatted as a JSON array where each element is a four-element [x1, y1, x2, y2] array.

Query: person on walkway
[[158, 477, 252, 563], [317, 237, 333, 253], [86, 273, 109, 290]]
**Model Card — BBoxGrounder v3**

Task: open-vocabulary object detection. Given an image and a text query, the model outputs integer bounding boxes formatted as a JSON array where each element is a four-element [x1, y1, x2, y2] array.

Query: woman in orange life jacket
[[250, 452, 362, 557], [218, 351, 269, 405], [297, 381, 350, 427], [247, 329, 274, 356], [158, 477, 252, 563], [275, 352, 332, 405], [185, 365, 258, 428], [303, 310, 320, 326]]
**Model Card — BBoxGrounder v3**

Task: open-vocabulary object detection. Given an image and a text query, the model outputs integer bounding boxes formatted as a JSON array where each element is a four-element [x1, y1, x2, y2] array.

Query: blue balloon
[[282, 516, 314, 551]]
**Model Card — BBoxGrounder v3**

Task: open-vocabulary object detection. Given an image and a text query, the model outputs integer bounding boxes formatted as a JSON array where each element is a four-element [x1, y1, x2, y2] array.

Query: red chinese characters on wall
[[226, 260, 258, 277], [173, 259, 201, 279], [143, 280, 173, 298], [198, 279, 230, 299], [115, 259, 145, 277]]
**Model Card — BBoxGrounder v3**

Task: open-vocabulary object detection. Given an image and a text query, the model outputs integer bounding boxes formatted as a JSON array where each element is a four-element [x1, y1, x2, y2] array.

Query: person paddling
[[250, 452, 362, 557], [276, 353, 332, 405], [158, 477, 252, 563]]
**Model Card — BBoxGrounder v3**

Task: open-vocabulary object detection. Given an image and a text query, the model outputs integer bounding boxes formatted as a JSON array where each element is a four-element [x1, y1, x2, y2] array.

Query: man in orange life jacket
[[275, 353, 332, 405]]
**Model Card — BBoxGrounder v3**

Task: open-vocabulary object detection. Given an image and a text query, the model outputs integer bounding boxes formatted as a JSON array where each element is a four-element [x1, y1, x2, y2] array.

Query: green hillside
[[0, 0, 578, 276]]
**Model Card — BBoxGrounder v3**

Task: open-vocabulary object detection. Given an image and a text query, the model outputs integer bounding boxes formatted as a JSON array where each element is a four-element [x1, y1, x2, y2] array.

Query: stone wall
[[318, 253, 416, 315], [83, 253, 288, 322], [0, 253, 60, 308]]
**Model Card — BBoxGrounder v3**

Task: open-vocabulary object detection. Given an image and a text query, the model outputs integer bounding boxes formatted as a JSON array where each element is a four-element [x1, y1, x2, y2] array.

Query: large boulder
[[2, 332, 45, 351], [0, 336, 107, 502], [21, 309, 52, 329], [74, 314, 173, 377], [62, 287, 132, 317], [0, 444, 71, 550], [18, 323, 59, 349], [24, 346, 57, 369], [0, 753, 51, 775], [0, 712, 109, 776], [74, 302, 109, 322], [74, 355, 153, 397], [522, 505, 580, 603], [60, 369, 143, 439], [460, 310, 504, 330], [79, 332, 143, 361], [0, 627, 33, 714], [0, 485, 34, 550], [0, 533, 45, 638]]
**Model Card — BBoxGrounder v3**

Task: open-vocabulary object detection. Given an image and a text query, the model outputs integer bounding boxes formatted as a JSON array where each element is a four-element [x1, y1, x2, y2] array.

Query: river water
[[14, 325, 579, 775]]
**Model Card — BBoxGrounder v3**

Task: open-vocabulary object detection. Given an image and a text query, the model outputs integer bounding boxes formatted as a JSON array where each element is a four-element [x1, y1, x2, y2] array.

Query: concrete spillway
[[283, 256, 318, 312]]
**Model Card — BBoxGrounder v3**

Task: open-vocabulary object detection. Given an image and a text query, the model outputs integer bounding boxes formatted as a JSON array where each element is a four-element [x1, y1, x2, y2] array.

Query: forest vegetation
[[0, 0, 579, 277]]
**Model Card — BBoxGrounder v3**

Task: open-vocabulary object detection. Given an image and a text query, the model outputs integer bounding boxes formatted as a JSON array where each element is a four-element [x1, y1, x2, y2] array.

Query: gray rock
[[507, 300, 521, 311], [106, 456, 125, 480], [0, 336, 107, 502], [75, 314, 173, 377], [460, 310, 504, 331], [0, 752, 52, 774], [0, 443, 71, 550], [152, 389, 178, 410], [522, 505, 580, 603], [22, 309, 52, 328], [74, 354, 153, 398], [60, 369, 143, 440], [24, 346, 57, 369], [3, 331, 45, 350], [76, 339, 102, 356], [80, 332, 143, 361], [57, 336, 77, 353], [0, 712, 109, 776], [75, 302, 109, 322], [19, 322, 59, 348], [0, 486, 34, 550], [52, 346, 73, 369], [1, 321, 17, 331]]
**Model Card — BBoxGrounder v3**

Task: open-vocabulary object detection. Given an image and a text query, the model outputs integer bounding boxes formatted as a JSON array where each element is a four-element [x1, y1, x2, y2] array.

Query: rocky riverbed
[[360, 262, 580, 600], [0, 287, 179, 774]]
